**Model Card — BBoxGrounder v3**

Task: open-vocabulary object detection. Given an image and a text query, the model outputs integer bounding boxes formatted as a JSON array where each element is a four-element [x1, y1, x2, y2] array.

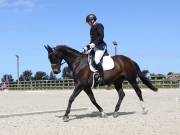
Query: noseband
[[51, 61, 66, 67]]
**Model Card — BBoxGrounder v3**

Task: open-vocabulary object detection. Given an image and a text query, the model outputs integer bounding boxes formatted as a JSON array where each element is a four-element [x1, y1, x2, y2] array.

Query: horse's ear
[[44, 45, 53, 53], [44, 45, 48, 52], [47, 45, 53, 53]]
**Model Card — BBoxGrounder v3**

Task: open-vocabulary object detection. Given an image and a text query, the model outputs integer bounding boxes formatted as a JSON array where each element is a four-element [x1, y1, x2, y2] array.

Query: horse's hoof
[[63, 116, 69, 122], [142, 108, 148, 115], [113, 112, 119, 118], [101, 112, 108, 118]]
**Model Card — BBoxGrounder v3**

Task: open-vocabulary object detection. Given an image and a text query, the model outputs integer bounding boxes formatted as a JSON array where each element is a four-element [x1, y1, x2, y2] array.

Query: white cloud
[[0, 0, 36, 11]]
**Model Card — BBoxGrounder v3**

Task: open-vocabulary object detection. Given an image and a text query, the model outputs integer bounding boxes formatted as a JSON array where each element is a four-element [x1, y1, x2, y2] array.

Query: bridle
[[60, 61, 66, 66], [49, 47, 66, 67], [50, 61, 66, 68]]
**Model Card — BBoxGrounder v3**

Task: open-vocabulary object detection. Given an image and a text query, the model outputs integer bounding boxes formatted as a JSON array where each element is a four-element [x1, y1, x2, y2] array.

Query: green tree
[[167, 72, 173, 76], [62, 66, 73, 79], [49, 71, 57, 80], [142, 70, 149, 77], [19, 70, 33, 81], [34, 71, 48, 80], [1, 74, 14, 83]]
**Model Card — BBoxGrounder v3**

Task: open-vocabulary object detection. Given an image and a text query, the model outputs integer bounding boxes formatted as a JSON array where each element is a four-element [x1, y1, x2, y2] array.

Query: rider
[[83, 14, 107, 85]]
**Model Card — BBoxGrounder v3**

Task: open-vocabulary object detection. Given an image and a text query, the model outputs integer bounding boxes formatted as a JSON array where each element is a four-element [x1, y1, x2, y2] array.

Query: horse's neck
[[62, 50, 82, 71]]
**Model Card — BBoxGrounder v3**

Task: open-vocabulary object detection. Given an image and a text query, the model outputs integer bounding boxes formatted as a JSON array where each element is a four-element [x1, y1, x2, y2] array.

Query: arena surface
[[0, 88, 179, 135]]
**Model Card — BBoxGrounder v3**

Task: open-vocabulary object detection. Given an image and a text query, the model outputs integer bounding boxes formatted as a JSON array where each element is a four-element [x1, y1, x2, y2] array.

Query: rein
[[60, 61, 66, 66], [51, 61, 66, 67]]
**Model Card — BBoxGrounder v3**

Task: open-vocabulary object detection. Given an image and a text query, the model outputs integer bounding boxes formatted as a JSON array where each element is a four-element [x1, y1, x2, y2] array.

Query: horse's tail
[[134, 62, 158, 92]]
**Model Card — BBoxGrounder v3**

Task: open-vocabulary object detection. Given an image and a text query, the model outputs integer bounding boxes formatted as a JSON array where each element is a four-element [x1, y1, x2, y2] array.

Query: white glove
[[83, 43, 95, 54], [89, 43, 95, 48], [83, 46, 88, 51]]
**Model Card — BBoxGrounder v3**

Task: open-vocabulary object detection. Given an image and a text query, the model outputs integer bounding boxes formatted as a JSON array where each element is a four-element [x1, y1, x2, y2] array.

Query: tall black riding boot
[[96, 63, 105, 85]]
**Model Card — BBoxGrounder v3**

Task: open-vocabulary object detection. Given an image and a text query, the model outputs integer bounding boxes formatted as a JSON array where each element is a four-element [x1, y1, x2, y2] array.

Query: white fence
[[1, 79, 180, 90]]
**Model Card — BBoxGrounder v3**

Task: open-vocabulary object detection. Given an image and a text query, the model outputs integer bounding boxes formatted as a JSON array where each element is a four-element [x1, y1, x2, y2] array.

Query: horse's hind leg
[[84, 88, 107, 118], [130, 81, 148, 114], [113, 80, 125, 118]]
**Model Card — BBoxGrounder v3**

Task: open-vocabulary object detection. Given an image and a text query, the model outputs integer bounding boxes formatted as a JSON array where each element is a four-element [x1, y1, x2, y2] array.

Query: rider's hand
[[82, 46, 88, 54], [88, 43, 95, 48], [83, 44, 92, 54], [83, 46, 88, 51]]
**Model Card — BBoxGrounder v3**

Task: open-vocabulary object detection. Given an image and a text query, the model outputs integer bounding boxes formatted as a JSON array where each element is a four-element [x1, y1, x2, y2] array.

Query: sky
[[0, 0, 180, 80]]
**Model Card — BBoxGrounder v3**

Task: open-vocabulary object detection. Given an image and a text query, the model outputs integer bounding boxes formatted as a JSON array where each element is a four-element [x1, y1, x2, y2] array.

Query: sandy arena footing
[[0, 88, 179, 135]]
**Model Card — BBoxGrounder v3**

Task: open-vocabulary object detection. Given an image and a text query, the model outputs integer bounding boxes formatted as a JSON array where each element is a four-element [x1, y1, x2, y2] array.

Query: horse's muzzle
[[51, 64, 61, 74], [53, 70, 60, 74]]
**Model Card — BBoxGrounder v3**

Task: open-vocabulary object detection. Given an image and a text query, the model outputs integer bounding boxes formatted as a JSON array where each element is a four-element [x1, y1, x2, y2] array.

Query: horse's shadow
[[56, 111, 136, 121]]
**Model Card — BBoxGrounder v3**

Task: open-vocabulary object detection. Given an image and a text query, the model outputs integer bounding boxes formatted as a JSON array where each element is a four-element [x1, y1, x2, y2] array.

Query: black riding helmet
[[86, 14, 97, 22]]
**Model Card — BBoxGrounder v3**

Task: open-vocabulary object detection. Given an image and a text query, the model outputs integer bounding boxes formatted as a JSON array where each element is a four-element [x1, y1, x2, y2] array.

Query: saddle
[[88, 50, 114, 72]]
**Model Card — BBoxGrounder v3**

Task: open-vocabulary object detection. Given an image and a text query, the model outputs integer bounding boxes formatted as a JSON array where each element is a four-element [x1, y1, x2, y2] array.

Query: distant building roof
[[167, 73, 180, 81], [150, 74, 166, 80]]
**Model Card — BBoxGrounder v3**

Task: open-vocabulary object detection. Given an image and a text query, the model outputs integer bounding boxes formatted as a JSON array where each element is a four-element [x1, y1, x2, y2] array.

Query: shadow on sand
[[56, 111, 136, 121], [0, 108, 136, 121], [0, 108, 88, 119]]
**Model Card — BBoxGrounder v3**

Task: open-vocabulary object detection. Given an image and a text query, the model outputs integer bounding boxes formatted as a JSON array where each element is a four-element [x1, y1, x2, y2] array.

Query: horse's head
[[45, 45, 63, 74]]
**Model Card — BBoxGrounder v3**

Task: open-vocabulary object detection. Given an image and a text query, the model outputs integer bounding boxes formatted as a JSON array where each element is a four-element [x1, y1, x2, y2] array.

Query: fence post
[[30, 81, 32, 90], [8, 79, 180, 90]]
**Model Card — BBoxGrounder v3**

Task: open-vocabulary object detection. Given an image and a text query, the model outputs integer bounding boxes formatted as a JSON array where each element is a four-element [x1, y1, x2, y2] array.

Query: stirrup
[[96, 72, 104, 85], [98, 76, 104, 85]]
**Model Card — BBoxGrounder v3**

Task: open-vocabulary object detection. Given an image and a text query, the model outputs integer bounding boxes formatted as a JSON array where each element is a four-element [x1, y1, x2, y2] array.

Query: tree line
[[1, 67, 73, 83], [1, 67, 176, 83]]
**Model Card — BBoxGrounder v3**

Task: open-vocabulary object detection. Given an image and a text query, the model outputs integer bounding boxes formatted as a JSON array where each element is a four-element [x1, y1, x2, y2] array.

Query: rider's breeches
[[94, 50, 105, 64]]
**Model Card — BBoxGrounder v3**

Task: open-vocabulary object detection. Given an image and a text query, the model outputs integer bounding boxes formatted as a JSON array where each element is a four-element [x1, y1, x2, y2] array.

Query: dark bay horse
[[45, 45, 158, 122]]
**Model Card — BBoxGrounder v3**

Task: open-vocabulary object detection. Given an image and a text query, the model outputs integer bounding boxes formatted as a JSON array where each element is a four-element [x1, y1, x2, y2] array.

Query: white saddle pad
[[89, 55, 115, 72]]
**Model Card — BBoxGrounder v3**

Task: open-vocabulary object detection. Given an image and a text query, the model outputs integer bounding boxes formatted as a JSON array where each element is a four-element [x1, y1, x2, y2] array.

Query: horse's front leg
[[63, 84, 82, 122], [84, 88, 107, 118]]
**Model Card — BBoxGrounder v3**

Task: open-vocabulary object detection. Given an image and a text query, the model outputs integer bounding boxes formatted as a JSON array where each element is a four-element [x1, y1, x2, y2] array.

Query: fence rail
[[1, 79, 180, 90]]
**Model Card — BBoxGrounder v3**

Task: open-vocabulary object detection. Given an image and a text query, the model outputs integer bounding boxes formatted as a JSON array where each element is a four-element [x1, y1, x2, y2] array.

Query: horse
[[45, 45, 158, 122]]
